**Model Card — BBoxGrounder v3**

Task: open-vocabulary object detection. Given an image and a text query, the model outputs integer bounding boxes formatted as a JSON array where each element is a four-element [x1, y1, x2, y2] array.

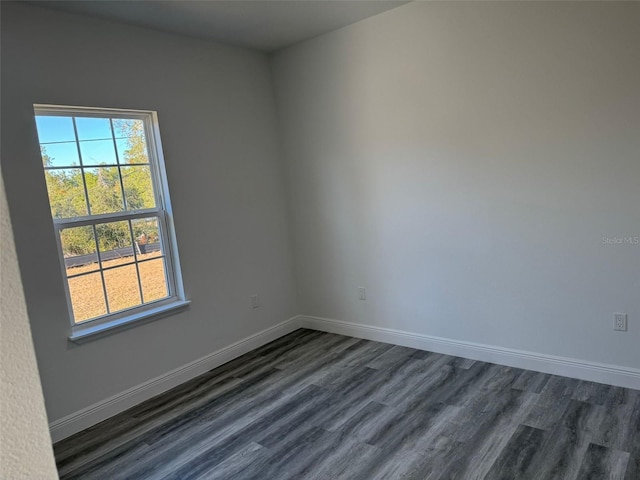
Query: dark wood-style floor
[[55, 329, 640, 479]]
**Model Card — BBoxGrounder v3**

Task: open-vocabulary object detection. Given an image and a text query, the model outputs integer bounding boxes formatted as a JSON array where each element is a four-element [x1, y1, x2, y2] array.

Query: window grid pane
[[72, 117, 95, 218], [45, 168, 88, 219], [126, 219, 145, 306], [110, 119, 130, 212], [139, 257, 169, 303], [103, 264, 142, 314], [68, 272, 108, 322]]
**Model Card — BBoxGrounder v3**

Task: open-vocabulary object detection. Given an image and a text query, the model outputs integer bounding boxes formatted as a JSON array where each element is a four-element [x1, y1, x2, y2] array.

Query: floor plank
[[54, 329, 640, 479]]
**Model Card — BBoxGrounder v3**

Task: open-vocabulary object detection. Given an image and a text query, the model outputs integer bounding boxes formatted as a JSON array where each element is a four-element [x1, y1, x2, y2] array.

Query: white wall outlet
[[357, 287, 366, 300], [614, 313, 627, 331], [250, 294, 260, 309]]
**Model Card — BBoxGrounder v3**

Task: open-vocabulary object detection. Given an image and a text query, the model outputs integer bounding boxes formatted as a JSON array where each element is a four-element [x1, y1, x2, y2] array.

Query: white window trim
[[34, 104, 188, 342]]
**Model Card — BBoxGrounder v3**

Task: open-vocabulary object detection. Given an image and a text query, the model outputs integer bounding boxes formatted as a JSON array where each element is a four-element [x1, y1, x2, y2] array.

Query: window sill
[[68, 300, 191, 344]]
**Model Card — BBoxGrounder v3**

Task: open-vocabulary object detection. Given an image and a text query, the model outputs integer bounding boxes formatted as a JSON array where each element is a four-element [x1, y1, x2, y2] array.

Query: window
[[34, 105, 187, 340]]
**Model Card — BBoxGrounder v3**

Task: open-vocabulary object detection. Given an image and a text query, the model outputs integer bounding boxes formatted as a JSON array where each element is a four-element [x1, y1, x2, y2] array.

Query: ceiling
[[29, 0, 410, 52]]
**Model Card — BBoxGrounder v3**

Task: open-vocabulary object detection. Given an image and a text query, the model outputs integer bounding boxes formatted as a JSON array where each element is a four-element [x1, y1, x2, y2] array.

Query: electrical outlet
[[358, 287, 366, 301], [250, 294, 260, 309], [614, 313, 627, 331]]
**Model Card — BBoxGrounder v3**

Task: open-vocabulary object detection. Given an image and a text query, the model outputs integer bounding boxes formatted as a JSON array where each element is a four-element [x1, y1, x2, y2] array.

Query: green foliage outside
[[43, 119, 161, 257]]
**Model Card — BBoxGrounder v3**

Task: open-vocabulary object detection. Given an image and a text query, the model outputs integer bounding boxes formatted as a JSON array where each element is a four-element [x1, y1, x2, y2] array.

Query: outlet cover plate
[[251, 294, 260, 309], [614, 313, 627, 331]]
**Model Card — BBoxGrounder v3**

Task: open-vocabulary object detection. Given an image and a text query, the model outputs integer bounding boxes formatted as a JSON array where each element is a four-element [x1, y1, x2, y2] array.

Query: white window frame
[[34, 104, 188, 342]]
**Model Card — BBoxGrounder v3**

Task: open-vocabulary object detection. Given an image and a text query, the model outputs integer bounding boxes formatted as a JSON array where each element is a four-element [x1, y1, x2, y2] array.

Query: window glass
[[35, 107, 182, 327]]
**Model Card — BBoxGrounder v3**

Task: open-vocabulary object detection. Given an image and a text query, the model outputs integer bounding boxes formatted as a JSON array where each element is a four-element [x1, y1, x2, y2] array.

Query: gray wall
[[1, 172, 58, 478], [272, 2, 640, 368], [1, 3, 297, 421], [3, 0, 639, 431]]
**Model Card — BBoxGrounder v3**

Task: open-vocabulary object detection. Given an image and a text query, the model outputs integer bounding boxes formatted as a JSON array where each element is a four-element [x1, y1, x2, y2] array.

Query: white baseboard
[[49, 316, 301, 442], [51, 313, 640, 442], [299, 315, 640, 391]]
